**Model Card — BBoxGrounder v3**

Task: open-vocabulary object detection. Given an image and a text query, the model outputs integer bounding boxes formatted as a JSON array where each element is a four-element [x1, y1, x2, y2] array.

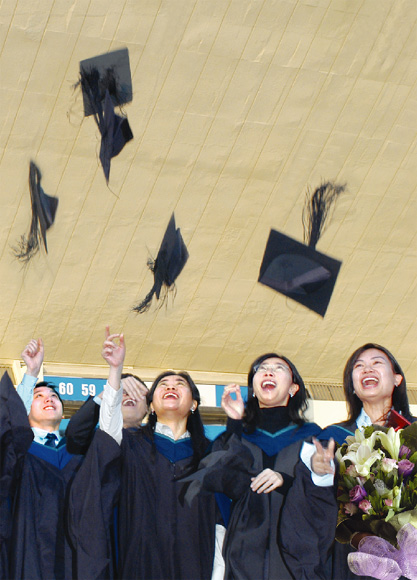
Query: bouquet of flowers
[[336, 422, 417, 579]]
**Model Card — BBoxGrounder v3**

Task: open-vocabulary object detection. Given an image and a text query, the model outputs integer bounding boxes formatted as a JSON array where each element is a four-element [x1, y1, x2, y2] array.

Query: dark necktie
[[44, 433, 58, 448]]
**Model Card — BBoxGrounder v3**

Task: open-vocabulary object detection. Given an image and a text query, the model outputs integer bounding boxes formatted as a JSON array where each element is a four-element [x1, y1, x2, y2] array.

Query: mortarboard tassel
[[302, 181, 346, 249]]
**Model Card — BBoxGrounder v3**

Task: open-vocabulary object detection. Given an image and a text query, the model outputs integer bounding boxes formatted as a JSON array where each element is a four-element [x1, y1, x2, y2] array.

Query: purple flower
[[349, 485, 367, 504], [399, 445, 411, 459], [398, 459, 414, 478], [358, 499, 372, 514]]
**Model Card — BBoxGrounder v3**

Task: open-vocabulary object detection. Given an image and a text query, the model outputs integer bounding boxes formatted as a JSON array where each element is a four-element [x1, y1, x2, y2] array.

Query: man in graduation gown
[[2, 338, 84, 580]]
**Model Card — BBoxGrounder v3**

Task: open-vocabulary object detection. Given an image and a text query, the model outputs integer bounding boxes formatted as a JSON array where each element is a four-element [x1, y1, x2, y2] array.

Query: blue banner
[[45, 376, 106, 400]]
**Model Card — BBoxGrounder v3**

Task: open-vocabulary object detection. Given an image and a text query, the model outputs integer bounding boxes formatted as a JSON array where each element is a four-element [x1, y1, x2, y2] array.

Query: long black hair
[[244, 353, 308, 432], [143, 370, 209, 465], [343, 343, 411, 423]]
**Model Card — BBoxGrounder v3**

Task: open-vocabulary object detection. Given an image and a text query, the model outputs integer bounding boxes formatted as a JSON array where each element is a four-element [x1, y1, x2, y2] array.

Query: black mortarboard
[[79, 48, 133, 115], [133, 213, 189, 313], [78, 48, 133, 183], [13, 161, 59, 263], [258, 181, 345, 317]]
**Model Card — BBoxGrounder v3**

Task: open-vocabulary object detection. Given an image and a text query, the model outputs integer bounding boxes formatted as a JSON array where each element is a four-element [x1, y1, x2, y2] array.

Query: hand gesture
[[102, 326, 125, 370], [122, 376, 148, 403], [311, 437, 335, 475], [21, 338, 44, 377], [221, 384, 245, 420], [250, 468, 284, 494]]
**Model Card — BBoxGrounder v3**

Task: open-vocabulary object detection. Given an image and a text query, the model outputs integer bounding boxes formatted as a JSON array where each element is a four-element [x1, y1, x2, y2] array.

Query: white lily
[[340, 444, 383, 477], [375, 428, 402, 461]]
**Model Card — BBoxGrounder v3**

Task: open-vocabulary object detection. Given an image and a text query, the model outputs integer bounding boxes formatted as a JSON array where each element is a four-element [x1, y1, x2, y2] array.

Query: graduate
[[323, 344, 415, 580], [191, 352, 335, 580], [68, 327, 219, 580], [282, 343, 416, 580], [1, 339, 84, 580]]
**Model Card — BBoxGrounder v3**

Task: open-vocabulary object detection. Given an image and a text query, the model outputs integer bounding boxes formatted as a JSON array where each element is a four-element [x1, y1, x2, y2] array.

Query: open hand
[[251, 468, 284, 494]]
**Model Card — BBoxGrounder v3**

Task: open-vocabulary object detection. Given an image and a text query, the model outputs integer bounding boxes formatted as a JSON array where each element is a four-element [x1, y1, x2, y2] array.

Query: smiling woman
[[313, 343, 417, 580], [193, 352, 331, 580], [68, 329, 219, 580], [342, 343, 413, 428]]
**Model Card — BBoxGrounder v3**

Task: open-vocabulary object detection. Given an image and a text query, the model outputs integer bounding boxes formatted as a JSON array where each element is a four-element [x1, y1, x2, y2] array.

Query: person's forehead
[[261, 356, 290, 368], [34, 386, 57, 394], [356, 349, 389, 363], [158, 375, 188, 385]]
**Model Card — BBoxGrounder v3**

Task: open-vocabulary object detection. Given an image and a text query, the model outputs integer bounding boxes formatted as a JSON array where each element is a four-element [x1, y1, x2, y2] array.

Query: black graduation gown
[[0, 371, 84, 580], [209, 409, 323, 580], [68, 427, 217, 580], [10, 443, 84, 580], [0, 372, 34, 579]]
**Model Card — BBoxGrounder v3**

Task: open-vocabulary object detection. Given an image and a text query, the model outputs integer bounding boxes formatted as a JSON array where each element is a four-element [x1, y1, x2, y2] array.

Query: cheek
[[351, 371, 361, 388]]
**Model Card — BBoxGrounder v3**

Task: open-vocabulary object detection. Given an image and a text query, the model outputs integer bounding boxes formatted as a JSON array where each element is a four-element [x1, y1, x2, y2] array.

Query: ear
[[394, 374, 403, 387], [191, 400, 198, 412], [289, 384, 299, 397]]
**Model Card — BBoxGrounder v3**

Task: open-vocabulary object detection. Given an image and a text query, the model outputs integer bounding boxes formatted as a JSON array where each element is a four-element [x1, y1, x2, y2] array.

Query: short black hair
[[34, 381, 64, 408]]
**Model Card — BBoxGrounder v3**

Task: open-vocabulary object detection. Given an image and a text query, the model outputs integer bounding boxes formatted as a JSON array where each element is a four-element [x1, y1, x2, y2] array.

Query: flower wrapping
[[348, 523, 417, 580]]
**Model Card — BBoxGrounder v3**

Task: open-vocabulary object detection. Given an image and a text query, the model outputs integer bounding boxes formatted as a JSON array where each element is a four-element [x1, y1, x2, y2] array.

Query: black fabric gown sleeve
[[279, 460, 338, 580], [0, 372, 33, 579], [181, 433, 257, 505], [65, 397, 100, 455], [67, 429, 121, 580]]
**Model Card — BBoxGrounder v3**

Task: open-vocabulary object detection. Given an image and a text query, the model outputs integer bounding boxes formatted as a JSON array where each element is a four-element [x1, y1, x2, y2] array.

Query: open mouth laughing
[[361, 377, 379, 388], [162, 392, 179, 399], [122, 399, 137, 407], [260, 380, 276, 391]]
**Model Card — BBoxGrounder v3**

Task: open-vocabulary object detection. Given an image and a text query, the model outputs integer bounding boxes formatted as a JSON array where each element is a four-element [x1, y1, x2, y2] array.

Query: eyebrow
[[355, 355, 387, 363]]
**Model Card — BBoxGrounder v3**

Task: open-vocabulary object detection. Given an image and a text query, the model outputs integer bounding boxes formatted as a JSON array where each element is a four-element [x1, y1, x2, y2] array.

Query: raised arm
[[99, 326, 125, 444], [17, 338, 44, 414]]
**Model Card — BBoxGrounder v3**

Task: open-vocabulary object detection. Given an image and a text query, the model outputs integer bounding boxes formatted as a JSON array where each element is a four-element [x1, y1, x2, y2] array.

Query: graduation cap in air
[[78, 48, 133, 183], [133, 213, 189, 313], [258, 181, 345, 317], [12, 161, 59, 263]]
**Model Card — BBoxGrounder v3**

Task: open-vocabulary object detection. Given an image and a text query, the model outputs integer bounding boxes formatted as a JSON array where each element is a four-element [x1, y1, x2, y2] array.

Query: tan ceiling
[[0, 0, 416, 388]]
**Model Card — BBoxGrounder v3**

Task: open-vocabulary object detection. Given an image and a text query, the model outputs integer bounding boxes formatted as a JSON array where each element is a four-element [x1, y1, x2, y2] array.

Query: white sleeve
[[211, 524, 226, 580], [99, 382, 123, 445], [300, 441, 335, 487], [16, 374, 38, 415]]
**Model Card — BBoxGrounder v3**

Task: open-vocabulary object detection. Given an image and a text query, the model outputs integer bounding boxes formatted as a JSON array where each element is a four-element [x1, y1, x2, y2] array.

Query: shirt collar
[[32, 427, 62, 445], [356, 408, 373, 430], [155, 422, 190, 441]]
